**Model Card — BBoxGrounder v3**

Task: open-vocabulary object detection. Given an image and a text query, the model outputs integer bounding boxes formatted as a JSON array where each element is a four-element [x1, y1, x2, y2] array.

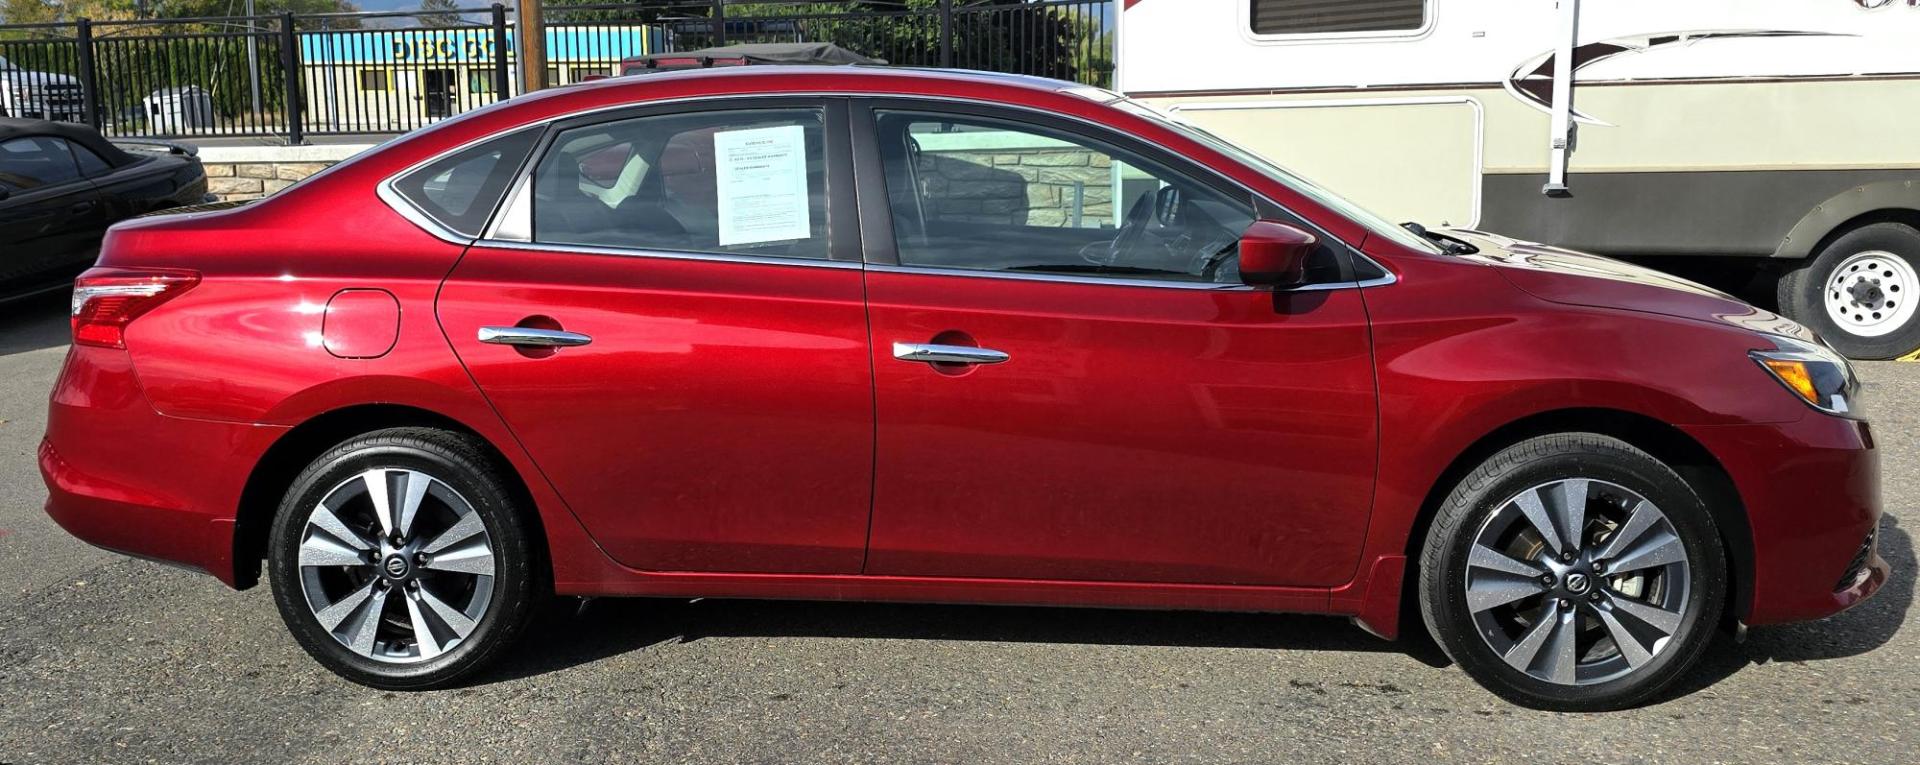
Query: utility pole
[[515, 0, 546, 92], [246, 0, 262, 120]]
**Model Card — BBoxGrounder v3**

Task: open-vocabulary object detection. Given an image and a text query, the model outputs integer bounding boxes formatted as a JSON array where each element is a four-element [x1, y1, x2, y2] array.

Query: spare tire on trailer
[[1778, 221, 1920, 360]]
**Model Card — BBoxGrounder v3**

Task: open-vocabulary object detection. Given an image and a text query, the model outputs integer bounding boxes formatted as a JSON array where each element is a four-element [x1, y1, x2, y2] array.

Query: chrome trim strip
[[488, 175, 533, 242], [864, 263, 1396, 292], [473, 238, 864, 270], [378, 90, 1398, 289], [477, 326, 594, 347], [892, 342, 1010, 365]]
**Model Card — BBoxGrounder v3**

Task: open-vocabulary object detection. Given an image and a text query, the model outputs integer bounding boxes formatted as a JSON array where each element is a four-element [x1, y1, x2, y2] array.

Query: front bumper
[[1684, 412, 1886, 626], [39, 346, 285, 587]]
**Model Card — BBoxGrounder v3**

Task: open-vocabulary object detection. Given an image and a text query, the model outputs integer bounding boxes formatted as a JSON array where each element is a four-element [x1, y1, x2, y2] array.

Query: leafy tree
[[416, 0, 462, 27]]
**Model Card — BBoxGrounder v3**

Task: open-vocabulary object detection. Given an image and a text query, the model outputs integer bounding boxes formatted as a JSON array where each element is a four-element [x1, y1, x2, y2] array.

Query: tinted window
[[69, 141, 112, 177], [875, 111, 1254, 283], [1251, 0, 1426, 35], [0, 136, 83, 191], [531, 108, 829, 260], [392, 127, 540, 237]]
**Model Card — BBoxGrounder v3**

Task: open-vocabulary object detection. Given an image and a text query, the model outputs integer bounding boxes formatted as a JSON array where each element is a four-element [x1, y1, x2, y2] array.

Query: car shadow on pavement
[[1667, 513, 1913, 701], [481, 517, 1911, 694], [479, 595, 1453, 686], [0, 290, 73, 357]]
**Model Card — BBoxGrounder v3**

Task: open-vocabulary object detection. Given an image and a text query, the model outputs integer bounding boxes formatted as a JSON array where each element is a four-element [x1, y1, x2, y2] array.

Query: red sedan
[[42, 67, 1884, 711]]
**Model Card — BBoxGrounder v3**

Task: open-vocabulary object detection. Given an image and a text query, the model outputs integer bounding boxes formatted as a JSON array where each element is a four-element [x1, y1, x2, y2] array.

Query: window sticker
[[713, 124, 812, 246]]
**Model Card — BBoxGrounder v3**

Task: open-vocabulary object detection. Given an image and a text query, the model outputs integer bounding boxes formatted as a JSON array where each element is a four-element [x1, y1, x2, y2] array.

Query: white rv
[[1116, 0, 1920, 358]]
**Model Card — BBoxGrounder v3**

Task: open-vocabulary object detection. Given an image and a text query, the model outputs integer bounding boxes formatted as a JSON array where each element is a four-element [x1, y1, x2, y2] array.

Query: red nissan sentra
[[41, 67, 1884, 711]]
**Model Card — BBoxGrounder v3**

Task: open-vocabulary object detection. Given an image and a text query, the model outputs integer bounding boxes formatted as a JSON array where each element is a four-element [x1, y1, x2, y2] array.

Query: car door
[[0, 135, 107, 291], [852, 101, 1380, 587], [435, 99, 877, 574]]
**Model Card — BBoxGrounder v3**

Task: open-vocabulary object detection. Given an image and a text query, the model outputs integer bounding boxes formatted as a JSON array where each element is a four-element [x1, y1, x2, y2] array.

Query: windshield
[[1113, 98, 1445, 255]]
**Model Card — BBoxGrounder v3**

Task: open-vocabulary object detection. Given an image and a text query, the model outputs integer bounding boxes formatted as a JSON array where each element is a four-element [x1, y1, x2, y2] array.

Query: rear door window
[[391, 126, 541, 238], [529, 107, 830, 261]]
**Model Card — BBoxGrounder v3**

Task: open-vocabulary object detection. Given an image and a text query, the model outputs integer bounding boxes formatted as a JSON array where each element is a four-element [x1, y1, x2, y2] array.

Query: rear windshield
[[390, 126, 541, 237]]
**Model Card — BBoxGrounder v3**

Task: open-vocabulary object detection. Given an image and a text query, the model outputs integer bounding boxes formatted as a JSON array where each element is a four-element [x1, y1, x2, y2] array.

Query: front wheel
[[1419, 433, 1727, 711], [267, 427, 542, 689], [1778, 221, 1920, 359]]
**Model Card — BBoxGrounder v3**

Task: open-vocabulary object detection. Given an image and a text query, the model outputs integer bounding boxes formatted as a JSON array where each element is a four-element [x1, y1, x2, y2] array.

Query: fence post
[[74, 18, 101, 129], [491, 4, 511, 100], [711, 0, 727, 46], [280, 11, 304, 145], [938, 0, 953, 68]]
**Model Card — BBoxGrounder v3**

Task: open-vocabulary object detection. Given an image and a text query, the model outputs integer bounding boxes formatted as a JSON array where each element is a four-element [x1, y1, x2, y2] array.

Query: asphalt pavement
[[1, 291, 1916, 765]]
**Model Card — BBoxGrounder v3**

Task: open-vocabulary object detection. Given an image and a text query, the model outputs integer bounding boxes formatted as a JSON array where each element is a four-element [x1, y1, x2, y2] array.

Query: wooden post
[[516, 0, 547, 92]]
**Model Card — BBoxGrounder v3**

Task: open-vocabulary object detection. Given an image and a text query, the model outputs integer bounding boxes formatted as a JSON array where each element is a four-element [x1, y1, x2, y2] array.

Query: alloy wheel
[[296, 468, 496, 664], [1463, 478, 1692, 686]]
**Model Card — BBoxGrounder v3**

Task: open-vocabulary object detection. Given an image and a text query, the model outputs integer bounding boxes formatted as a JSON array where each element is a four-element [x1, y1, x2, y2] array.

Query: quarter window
[[874, 110, 1255, 283], [69, 140, 112, 177], [530, 108, 829, 260], [390, 127, 540, 237], [358, 70, 389, 91], [1250, 0, 1427, 36]]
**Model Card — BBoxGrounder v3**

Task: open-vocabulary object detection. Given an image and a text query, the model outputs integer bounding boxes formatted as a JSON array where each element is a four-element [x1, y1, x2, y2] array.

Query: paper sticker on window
[[714, 125, 811, 246]]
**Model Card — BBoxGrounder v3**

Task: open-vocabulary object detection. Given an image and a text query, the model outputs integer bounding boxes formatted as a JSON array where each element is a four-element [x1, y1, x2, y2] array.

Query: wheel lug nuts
[[1592, 562, 1606, 574], [1588, 590, 1603, 601], [1540, 574, 1555, 586], [1557, 598, 1572, 609], [1560, 551, 1575, 563]]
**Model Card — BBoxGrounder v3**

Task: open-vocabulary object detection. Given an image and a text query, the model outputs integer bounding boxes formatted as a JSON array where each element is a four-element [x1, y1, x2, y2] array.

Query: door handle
[[478, 326, 593, 348], [892, 342, 1009, 365]]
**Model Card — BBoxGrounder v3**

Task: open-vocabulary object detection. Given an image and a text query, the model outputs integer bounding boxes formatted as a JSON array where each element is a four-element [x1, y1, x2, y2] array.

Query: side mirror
[[1237, 220, 1317, 287]]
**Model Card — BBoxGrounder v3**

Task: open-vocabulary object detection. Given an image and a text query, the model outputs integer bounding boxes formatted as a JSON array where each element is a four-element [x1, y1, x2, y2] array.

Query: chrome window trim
[[473, 238, 864, 271], [378, 90, 1397, 290], [864, 263, 1395, 292], [487, 174, 533, 242]]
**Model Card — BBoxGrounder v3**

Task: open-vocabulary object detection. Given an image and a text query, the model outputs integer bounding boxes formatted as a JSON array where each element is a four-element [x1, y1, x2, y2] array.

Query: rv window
[[1250, 0, 1426, 36]]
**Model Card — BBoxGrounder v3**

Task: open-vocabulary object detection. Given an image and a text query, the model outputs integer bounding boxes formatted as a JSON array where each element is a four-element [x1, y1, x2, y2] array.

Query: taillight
[[70, 267, 200, 349]]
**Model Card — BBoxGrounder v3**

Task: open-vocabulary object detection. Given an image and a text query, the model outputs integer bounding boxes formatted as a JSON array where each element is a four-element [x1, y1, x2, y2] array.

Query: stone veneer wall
[[197, 145, 372, 201]]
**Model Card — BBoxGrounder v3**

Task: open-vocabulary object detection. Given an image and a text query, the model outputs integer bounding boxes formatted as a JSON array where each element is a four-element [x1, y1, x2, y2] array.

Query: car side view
[[41, 68, 1885, 711]]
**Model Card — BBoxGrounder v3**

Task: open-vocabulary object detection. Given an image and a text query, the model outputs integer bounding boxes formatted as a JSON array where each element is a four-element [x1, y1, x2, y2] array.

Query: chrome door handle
[[892, 342, 1009, 365], [478, 326, 594, 348]]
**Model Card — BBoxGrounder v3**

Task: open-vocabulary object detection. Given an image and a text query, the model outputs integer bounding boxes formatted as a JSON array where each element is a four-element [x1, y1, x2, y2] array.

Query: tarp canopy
[[621, 42, 886, 73]]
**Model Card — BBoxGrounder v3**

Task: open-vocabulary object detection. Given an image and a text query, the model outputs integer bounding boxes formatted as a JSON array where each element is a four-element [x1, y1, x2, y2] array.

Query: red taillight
[[70, 267, 200, 349]]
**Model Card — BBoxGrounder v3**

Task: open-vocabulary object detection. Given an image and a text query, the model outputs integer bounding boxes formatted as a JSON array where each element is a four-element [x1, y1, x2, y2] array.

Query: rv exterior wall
[[1121, 0, 1920, 257]]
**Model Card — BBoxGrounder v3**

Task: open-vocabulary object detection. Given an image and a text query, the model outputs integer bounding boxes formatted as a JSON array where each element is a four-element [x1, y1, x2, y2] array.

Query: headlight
[[1750, 335, 1862, 418]]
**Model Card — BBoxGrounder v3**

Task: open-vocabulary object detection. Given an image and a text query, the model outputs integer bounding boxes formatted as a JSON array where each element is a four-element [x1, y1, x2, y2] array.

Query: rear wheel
[[268, 427, 541, 689], [1778, 221, 1920, 359], [1419, 434, 1727, 711]]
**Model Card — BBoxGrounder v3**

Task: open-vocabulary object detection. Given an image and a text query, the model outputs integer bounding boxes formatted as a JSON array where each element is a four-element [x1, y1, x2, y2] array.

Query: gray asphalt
[[1, 291, 1916, 765]]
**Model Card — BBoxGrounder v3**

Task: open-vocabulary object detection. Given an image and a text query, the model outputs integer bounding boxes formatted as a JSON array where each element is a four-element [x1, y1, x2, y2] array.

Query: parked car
[[0, 55, 84, 123], [41, 68, 1883, 711], [0, 118, 213, 300]]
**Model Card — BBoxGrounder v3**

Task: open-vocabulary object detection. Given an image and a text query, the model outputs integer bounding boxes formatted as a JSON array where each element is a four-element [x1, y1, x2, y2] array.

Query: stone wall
[[197, 145, 371, 201], [915, 145, 1117, 228]]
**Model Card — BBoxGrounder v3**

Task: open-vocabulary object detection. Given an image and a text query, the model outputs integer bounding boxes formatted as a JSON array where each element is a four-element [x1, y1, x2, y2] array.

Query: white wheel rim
[[1824, 250, 1917, 338]]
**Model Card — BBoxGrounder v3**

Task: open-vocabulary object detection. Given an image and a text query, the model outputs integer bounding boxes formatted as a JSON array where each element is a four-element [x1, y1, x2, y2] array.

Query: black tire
[[268, 427, 543, 689], [1418, 433, 1727, 712], [1777, 221, 1920, 359]]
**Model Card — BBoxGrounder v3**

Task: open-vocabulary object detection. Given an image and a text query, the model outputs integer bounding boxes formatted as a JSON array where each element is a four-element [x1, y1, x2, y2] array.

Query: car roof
[[549, 65, 1118, 105], [0, 117, 134, 167]]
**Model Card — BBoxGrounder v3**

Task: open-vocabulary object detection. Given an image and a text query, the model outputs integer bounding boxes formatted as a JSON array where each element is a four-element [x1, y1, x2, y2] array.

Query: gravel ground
[[1, 290, 1915, 765]]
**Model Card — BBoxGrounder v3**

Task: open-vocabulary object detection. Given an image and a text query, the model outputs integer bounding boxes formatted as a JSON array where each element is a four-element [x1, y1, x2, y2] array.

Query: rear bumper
[[1684, 413, 1886, 626], [39, 346, 284, 587]]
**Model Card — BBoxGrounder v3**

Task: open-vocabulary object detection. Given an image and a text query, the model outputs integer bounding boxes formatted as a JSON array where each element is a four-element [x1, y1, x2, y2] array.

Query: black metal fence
[[0, 0, 1113, 141]]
